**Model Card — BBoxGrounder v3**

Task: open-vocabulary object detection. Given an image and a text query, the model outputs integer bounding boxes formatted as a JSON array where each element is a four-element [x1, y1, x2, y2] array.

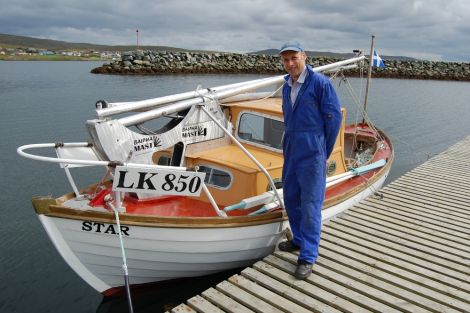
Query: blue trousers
[[282, 151, 326, 264]]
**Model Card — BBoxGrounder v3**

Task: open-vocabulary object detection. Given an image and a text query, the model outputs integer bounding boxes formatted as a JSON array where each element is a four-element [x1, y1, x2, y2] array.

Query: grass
[[0, 54, 107, 61]]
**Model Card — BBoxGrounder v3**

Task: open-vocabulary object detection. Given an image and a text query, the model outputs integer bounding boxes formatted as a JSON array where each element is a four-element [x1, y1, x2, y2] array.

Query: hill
[[0, 33, 192, 52], [1, 33, 416, 61]]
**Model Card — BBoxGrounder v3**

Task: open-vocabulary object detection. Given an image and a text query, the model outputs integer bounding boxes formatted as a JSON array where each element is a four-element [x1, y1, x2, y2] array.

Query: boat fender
[[95, 100, 108, 109]]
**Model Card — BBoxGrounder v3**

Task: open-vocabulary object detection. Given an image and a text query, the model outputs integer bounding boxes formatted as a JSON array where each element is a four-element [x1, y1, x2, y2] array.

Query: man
[[278, 42, 342, 279]]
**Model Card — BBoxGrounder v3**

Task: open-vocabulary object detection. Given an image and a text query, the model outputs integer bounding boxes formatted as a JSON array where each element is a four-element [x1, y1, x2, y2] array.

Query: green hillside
[[0, 33, 191, 52]]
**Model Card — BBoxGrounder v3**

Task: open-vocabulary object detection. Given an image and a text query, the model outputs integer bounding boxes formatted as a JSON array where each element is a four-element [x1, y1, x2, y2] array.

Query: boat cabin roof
[[223, 97, 283, 117], [186, 144, 283, 174]]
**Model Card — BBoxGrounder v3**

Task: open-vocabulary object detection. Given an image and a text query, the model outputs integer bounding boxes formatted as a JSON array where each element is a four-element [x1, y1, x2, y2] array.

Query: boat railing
[[16, 142, 227, 217]]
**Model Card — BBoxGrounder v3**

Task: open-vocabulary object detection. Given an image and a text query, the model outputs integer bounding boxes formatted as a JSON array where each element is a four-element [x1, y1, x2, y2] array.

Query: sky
[[1, 0, 469, 61]]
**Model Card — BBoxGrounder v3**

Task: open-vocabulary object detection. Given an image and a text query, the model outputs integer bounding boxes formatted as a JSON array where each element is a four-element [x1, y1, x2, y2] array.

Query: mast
[[362, 35, 375, 124]]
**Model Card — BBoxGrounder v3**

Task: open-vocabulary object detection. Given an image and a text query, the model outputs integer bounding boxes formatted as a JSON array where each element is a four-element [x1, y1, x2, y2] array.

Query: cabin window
[[238, 112, 284, 150], [157, 155, 171, 166], [198, 165, 232, 189]]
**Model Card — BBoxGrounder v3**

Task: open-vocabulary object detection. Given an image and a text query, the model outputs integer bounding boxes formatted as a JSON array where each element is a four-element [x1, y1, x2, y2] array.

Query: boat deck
[[167, 135, 470, 313]]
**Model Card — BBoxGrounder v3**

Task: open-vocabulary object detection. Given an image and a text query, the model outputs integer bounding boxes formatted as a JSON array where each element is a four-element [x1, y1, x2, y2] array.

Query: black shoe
[[278, 240, 299, 252], [294, 261, 313, 279]]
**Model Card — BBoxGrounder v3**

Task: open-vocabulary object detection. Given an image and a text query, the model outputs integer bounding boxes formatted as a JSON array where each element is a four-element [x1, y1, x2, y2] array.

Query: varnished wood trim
[[40, 204, 287, 228]]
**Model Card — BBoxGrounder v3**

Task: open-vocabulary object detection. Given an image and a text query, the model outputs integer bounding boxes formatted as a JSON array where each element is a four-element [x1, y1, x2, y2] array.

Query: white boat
[[18, 52, 393, 295]]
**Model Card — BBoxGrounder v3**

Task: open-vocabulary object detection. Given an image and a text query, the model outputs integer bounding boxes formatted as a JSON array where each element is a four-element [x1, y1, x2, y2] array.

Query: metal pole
[[106, 193, 134, 313], [201, 183, 227, 217], [97, 78, 275, 118], [362, 35, 375, 124], [17, 142, 189, 170], [117, 55, 366, 127], [199, 105, 284, 209], [136, 29, 139, 50]]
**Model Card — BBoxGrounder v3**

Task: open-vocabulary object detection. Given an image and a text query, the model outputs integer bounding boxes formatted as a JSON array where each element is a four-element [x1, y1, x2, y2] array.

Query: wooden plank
[[344, 209, 470, 258], [416, 156, 470, 166], [227, 274, 314, 313], [332, 212, 470, 268], [362, 197, 470, 237], [397, 177, 470, 201], [171, 303, 198, 313], [399, 173, 470, 196], [242, 265, 348, 313], [351, 203, 470, 248], [366, 191, 470, 225], [319, 241, 470, 310], [380, 189, 470, 221], [265, 253, 421, 313], [202, 287, 254, 313], [358, 198, 470, 234], [392, 177, 470, 202], [320, 227, 470, 290], [394, 178, 470, 201], [313, 251, 468, 313], [187, 295, 225, 313], [418, 157, 470, 167], [326, 219, 470, 274], [385, 177, 470, 205], [216, 280, 283, 313], [380, 187, 470, 216], [409, 168, 470, 184], [411, 161, 470, 173], [420, 159, 470, 171]]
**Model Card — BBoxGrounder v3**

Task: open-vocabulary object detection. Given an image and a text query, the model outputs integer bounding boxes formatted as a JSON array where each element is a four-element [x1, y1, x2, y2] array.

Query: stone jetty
[[91, 50, 470, 81]]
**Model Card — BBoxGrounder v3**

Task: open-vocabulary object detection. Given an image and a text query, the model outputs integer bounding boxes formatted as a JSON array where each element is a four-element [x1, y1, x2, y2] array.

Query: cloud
[[1, 0, 469, 61]]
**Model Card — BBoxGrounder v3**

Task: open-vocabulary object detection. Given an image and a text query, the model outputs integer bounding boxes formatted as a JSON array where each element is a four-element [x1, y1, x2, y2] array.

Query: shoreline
[[90, 51, 470, 82], [0, 55, 106, 61]]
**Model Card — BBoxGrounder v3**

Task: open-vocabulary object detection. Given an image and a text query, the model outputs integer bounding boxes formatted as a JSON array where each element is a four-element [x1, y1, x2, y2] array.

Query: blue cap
[[279, 42, 304, 54]]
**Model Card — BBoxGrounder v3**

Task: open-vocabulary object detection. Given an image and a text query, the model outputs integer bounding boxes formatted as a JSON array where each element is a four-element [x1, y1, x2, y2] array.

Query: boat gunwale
[[32, 197, 288, 228], [324, 127, 394, 207]]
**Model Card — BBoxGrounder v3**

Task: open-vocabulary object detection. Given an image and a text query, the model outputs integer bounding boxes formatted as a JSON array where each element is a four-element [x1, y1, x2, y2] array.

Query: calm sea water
[[1, 61, 469, 313]]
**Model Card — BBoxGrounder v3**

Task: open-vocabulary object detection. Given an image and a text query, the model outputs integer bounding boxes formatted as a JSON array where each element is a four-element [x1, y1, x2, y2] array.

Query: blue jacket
[[282, 65, 342, 159]]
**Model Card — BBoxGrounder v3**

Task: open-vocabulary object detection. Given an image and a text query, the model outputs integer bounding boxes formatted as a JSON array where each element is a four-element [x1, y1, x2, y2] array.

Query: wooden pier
[[169, 137, 470, 313]]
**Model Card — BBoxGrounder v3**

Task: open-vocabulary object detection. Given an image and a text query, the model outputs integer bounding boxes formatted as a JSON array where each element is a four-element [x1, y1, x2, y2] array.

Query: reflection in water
[[95, 268, 242, 313]]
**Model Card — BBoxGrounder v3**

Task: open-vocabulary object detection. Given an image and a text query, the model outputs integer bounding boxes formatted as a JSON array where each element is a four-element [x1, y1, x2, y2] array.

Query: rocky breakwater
[[91, 50, 470, 81], [92, 50, 285, 74], [372, 59, 470, 81]]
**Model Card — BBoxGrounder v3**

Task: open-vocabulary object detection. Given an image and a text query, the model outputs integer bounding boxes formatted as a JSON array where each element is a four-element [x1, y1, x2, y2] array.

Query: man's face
[[281, 51, 307, 81]]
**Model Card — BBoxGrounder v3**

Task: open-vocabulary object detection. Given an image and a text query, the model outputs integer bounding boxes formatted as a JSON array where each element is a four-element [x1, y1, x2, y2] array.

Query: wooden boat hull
[[35, 156, 391, 294], [38, 213, 288, 294]]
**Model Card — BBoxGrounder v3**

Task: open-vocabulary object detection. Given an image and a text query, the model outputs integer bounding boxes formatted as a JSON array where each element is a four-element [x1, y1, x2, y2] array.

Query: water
[[1, 61, 470, 313]]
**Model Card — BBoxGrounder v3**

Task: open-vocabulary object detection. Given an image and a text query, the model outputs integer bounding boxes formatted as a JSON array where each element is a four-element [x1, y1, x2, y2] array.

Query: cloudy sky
[[1, 0, 469, 61]]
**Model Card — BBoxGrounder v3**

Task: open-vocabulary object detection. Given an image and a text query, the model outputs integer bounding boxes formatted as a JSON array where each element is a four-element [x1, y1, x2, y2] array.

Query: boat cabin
[[144, 97, 348, 207]]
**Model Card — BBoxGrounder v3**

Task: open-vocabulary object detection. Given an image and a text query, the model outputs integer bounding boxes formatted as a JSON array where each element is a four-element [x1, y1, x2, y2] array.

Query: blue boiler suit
[[282, 65, 342, 264]]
